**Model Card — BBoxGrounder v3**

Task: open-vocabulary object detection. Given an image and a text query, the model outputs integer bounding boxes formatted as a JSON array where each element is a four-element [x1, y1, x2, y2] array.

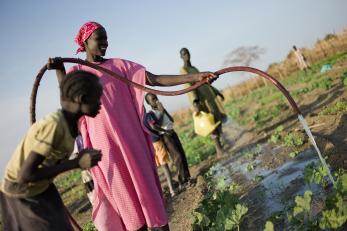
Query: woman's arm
[[145, 71, 217, 86], [47, 58, 66, 85], [17, 149, 101, 184]]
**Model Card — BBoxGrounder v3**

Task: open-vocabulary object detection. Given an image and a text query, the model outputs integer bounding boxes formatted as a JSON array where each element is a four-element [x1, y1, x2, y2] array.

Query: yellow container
[[193, 111, 221, 137]]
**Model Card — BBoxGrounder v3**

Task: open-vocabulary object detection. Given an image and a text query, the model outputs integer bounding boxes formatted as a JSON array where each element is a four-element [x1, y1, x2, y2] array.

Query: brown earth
[[165, 64, 347, 230], [65, 54, 347, 230]]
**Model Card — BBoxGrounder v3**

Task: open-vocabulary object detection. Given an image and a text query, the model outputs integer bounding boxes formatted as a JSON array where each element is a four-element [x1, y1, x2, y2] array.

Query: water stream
[[298, 114, 335, 184]]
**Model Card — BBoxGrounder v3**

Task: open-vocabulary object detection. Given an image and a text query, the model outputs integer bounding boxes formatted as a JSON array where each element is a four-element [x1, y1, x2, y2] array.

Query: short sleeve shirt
[[0, 110, 75, 198]]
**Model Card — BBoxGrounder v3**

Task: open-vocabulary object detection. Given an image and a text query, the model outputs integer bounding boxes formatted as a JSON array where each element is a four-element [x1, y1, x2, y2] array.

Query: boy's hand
[[218, 93, 225, 101], [47, 57, 65, 70], [77, 149, 102, 169], [193, 100, 201, 115], [195, 72, 219, 84]]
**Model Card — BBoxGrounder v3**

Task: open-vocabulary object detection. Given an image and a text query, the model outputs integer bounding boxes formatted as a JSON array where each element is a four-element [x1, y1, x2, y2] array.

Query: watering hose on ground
[[29, 58, 334, 229]]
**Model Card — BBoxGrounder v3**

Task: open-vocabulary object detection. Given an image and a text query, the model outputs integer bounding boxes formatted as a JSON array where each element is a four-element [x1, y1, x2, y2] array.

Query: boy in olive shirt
[[0, 70, 102, 231]]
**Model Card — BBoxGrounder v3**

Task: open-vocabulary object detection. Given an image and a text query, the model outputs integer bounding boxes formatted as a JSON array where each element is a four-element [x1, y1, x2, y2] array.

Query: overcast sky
[[0, 0, 346, 172]]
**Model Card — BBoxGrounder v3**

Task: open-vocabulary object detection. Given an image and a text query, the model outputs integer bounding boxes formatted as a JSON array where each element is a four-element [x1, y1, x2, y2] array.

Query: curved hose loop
[[30, 58, 209, 124], [30, 58, 302, 124], [215, 66, 302, 115]]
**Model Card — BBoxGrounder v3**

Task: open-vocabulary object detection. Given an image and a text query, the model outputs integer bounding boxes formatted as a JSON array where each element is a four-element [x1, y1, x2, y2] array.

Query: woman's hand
[[194, 72, 219, 84], [77, 149, 102, 169], [47, 57, 65, 70]]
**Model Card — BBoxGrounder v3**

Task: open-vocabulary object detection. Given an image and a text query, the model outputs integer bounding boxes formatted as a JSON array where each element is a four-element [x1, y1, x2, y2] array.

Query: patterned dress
[[69, 58, 167, 231]]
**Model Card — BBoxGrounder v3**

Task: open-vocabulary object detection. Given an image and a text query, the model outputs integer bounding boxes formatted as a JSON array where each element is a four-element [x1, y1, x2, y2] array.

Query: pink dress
[[69, 59, 168, 231]]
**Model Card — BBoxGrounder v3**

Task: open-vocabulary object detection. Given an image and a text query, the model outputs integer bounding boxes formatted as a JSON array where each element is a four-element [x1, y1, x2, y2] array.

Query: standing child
[[0, 70, 102, 231], [143, 110, 176, 197], [180, 48, 227, 157], [145, 93, 191, 188]]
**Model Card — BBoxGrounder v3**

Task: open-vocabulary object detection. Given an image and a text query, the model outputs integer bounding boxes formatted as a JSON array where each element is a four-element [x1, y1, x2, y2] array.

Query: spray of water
[[298, 114, 335, 184]]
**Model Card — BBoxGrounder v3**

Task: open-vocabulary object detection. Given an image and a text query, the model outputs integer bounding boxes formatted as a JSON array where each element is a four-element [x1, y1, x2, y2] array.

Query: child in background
[[145, 93, 191, 188], [0, 70, 102, 231], [143, 112, 176, 197]]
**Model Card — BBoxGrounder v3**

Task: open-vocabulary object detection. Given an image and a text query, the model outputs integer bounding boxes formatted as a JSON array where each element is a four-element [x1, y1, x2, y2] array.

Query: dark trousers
[[0, 184, 73, 231], [162, 131, 190, 184]]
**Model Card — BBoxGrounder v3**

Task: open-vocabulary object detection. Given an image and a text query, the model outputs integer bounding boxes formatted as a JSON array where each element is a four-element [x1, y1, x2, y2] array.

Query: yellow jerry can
[[193, 111, 221, 137]]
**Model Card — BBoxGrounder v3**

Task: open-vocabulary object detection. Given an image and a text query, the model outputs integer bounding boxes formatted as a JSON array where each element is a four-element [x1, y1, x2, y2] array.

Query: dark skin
[[17, 83, 103, 185], [181, 48, 224, 157], [48, 26, 218, 231], [48, 27, 218, 86], [146, 93, 174, 135], [180, 48, 224, 112]]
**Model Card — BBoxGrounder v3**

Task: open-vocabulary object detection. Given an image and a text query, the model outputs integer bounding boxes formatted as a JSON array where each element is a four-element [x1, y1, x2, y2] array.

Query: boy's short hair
[[60, 70, 100, 100], [144, 92, 157, 104]]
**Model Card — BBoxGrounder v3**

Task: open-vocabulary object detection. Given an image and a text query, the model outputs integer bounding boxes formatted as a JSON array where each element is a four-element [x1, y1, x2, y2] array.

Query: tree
[[223, 45, 266, 67]]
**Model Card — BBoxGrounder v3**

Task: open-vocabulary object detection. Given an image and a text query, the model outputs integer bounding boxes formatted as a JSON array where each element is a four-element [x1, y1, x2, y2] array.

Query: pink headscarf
[[74, 21, 102, 54]]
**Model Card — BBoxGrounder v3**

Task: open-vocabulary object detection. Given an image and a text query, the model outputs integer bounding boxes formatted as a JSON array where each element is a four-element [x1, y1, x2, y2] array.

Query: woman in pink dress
[[49, 21, 217, 231]]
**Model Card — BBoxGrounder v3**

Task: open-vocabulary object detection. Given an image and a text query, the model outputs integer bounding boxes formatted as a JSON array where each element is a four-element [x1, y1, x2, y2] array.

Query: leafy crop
[[303, 162, 328, 186], [263, 221, 274, 231], [179, 131, 215, 166], [269, 125, 284, 144], [82, 221, 98, 231], [192, 169, 248, 231], [319, 100, 347, 115], [283, 132, 304, 147], [287, 172, 347, 230], [287, 190, 320, 230], [289, 151, 299, 158], [246, 163, 255, 172]]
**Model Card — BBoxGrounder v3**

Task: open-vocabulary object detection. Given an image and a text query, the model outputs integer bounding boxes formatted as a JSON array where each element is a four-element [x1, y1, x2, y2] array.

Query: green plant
[[263, 221, 274, 231], [283, 132, 304, 147], [255, 175, 264, 182], [192, 170, 248, 231], [54, 169, 82, 190], [179, 131, 215, 166], [319, 194, 347, 229], [82, 221, 98, 231], [253, 108, 268, 127], [288, 190, 319, 230], [342, 72, 347, 86], [293, 191, 313, 217], [319, 172, 347, 229], [246, 163, 255, 172], [287, 171, 347, 230], [319, 101, 347, 115], [289, 151, 299, 158], [311, 77, 333, 90], [303, 162, 328, 186], [224, 204, 248, 231], [269, 125, 284, 143]]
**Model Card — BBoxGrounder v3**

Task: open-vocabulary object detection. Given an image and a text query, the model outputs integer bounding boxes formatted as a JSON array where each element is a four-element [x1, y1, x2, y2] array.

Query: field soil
[[64, 57, 347, 230], [165, 62, 347, 230]]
